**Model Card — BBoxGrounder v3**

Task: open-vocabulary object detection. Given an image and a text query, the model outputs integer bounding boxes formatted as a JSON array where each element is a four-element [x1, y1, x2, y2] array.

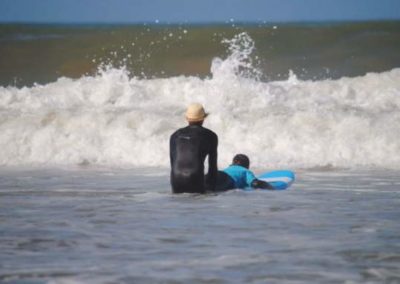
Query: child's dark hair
[[232, 154, 250, 169]]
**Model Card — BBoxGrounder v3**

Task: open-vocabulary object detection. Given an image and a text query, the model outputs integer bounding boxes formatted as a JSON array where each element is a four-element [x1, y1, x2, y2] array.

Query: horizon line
[[0, 18, 399, 26]]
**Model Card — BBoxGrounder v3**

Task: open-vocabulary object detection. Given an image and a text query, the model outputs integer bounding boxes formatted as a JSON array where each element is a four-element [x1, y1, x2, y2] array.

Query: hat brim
[[186, 113, 209, 122]]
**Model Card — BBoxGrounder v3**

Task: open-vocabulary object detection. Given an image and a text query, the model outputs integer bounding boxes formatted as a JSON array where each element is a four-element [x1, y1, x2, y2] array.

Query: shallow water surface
[[0, 167, 399, 283]]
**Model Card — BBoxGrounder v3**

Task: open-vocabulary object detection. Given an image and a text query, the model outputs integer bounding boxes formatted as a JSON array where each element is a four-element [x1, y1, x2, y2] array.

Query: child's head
[[232, 154, 250, 169]]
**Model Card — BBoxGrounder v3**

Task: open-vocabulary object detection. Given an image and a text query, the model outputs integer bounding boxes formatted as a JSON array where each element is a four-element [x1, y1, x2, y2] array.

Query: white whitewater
[[0, 33, 399, 169]]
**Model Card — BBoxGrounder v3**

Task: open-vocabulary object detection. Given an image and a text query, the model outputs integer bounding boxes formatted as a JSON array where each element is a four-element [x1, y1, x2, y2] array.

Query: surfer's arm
[[169, 133, 176, 167], [251, 179, 274, 190], [206, 135, 218, 190]]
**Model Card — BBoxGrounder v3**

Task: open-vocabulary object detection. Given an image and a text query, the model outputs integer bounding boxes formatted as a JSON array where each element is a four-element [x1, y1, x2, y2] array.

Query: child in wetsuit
[[215, 154, 274, 191]]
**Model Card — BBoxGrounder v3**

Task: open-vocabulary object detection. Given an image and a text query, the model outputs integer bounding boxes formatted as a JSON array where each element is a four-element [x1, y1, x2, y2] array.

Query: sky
[[0, 0, 399, 24]]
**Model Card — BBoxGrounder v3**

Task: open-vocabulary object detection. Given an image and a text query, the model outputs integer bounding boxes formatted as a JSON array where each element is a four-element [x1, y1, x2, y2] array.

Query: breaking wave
[[0, 33, 399, 169]]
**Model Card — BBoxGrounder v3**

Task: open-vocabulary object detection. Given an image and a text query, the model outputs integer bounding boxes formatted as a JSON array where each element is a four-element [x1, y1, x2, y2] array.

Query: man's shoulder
[[171, 125, 217, 140], [170, 126, 187, 137], [201, 127, 218, 139]]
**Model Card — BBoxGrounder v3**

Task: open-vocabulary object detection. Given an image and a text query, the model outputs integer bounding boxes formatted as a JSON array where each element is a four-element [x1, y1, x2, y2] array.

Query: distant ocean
[[1, 21, 400, 86], [0, 22, 399, 284]]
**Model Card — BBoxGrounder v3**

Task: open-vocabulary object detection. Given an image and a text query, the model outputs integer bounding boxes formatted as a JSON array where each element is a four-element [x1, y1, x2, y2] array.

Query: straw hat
[[185, 103, 208, 122]]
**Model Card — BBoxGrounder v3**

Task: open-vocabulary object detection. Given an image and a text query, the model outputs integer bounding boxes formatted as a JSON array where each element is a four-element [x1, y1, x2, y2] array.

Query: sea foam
[[0, 33, 399, 169]]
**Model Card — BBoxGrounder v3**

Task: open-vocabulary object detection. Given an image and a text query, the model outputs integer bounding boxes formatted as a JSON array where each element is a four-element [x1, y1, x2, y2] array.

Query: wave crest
[[0, 33, 399, 169]]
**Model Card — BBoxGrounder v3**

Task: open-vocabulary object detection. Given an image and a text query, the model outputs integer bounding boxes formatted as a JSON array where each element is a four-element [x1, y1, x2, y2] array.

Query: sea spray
[[0, 33, 399, 169], [212, 32, 262, 81]]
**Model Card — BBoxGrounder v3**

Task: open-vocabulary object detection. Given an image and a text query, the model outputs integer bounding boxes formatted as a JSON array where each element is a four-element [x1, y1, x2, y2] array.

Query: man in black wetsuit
[[169, 103, 218, 194]]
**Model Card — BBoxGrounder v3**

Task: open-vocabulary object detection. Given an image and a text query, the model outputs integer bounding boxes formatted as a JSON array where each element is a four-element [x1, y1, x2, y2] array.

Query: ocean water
[[0, 22, 400, 283], [0, 167, 399, 283], [1, 21, 400, 86]]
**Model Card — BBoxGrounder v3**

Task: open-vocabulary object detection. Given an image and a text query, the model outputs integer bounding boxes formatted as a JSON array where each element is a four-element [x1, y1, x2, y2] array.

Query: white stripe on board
[[259, 177, 293, 183]]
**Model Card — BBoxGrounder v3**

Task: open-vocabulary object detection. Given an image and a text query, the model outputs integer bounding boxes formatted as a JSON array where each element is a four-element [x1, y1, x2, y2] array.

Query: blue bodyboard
[[256, 170, 295, 190]]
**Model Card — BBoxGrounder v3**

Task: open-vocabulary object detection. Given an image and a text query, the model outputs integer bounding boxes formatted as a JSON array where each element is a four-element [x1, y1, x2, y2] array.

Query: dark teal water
[[1, 21, 400, 87]]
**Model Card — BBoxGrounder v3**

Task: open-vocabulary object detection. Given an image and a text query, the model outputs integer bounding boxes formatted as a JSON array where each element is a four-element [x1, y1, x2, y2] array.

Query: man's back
[[170, 124, 218, 193]]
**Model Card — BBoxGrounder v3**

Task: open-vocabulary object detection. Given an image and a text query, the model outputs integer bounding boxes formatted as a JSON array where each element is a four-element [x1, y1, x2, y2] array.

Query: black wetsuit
[[170, 125, 218, 194]]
